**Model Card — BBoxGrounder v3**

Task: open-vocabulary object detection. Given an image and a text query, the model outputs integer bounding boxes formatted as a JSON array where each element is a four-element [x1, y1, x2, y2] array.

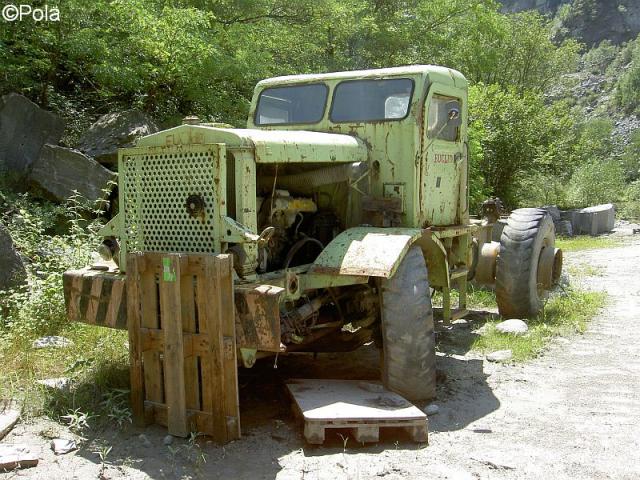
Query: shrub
[[566, 159, 626, 208], [0, 190, 103, 340]]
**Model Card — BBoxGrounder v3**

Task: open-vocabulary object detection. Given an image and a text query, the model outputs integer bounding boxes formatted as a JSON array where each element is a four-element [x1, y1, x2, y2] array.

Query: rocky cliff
[[500, 0, 640, 46]]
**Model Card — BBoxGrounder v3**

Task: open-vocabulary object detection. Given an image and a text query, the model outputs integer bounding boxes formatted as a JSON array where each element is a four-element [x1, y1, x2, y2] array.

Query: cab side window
[[428, 95, 460, 142]]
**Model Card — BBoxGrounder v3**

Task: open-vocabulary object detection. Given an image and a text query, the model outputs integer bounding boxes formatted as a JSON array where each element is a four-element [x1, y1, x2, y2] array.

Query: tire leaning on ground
[[380, 246, 436, 402], [496, 208, 556, 319]]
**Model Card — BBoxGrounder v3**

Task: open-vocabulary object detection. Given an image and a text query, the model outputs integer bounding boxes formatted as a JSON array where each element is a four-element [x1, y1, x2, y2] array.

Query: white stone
[[51, 439, 77, 455], [32, 336, 73, 349], [495, 319, 529, 335], [423, 404, 440, 416], [487, 350, 513, 362], [163, 435, 174, 446], [37, 378, 71, 391]]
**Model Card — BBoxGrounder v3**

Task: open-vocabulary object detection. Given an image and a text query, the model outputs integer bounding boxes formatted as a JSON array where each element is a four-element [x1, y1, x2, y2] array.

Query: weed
[[471, 288, 607, 361], [94, 444, 113, 480], [62, 407, 93, 433]]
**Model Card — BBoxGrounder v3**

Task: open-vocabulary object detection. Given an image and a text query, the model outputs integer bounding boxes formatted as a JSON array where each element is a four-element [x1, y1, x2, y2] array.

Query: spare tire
[[380, 246, 436, 402], [496, 208, 555, 319]]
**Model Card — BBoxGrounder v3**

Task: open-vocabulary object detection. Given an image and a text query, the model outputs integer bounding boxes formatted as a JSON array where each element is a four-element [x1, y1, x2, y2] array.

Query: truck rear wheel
[[496, 208, 555, 319], [380, 246, 436, 402]]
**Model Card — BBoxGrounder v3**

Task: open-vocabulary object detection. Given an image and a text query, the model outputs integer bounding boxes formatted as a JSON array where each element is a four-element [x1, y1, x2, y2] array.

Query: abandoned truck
[[64, 65, 562, 403]]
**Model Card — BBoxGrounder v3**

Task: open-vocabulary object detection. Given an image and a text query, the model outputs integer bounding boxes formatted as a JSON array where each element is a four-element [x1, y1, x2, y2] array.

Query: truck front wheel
[[380, 246, 436, 402]]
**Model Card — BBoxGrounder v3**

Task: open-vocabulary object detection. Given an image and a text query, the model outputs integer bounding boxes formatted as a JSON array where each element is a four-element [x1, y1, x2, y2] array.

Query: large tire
[[496, 208, 555, 319], [380, 246, 436, 402]]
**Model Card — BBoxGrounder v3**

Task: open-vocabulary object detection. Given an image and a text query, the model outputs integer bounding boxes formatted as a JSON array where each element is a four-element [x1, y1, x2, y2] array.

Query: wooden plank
[[217, 255, 240, 440], [104, 278, 125, 328], [126, 254, 145, 425], [199, 256, 226, 441], [181, 273, 200, 411], [160, 254, 188, 437], [141, 269, 163, 406]]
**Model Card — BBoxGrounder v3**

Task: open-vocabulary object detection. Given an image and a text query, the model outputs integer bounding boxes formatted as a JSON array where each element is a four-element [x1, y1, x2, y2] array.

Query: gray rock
[[28, 144, 116, 203], [138, 434, 152, 448], [37, 378, 71, 391], [423, 404, 440, 416], [163, 434, 174, 446], [77, 110, 158, 165], [487, 350, 513, 363], [32, 336, 73, 349], [495, 319, 529, 335], [0, 93, 65, 179], [50, 438, 77, 455], [0, 225, 27, 291]]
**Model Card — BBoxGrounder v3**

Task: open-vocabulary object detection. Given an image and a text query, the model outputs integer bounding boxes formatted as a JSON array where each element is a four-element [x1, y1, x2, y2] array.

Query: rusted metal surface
[[310, 227, 423, 278], [475, 241, 500, 285], [63, 266, 127, 330], [537, 245, 556, 290], [234, 284, 284, 352]]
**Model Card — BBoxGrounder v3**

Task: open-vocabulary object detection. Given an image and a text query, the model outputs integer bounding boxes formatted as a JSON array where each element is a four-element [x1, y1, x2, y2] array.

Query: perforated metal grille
[[120, 145, 223, 254]]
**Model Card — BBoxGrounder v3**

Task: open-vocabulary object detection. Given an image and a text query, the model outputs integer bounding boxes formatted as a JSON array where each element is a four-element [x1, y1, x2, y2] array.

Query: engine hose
[[283, 236, 324, 270]]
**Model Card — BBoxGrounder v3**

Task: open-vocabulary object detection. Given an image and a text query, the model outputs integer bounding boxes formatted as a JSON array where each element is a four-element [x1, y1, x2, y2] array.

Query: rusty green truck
[[64, 65, 562, 402]]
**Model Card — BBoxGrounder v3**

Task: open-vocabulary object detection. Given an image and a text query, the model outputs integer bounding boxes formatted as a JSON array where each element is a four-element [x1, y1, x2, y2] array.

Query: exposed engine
[[256, 190, 340, 272]]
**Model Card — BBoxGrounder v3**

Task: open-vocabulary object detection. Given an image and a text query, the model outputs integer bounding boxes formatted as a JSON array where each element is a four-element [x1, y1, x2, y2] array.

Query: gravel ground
[[2, 232, 639, 480]]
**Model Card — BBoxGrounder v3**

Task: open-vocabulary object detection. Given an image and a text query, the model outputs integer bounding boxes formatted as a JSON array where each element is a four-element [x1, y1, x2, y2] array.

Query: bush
[[619, 180, 640, 220], [0, 190, 103, 340], [583, 40, 619, 74], [615, 36, 640, 113], [566, 159, 626, 208]]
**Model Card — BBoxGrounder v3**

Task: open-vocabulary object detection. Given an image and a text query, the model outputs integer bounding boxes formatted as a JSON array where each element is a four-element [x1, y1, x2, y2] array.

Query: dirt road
[[3, 237, 639, 479]]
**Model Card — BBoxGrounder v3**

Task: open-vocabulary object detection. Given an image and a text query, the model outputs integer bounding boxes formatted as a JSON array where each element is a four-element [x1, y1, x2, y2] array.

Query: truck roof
[[256, 65, 468, 89]]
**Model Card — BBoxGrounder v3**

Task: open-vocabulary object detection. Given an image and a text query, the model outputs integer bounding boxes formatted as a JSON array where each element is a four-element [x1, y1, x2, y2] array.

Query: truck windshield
[[255, 84, 328, 125], [330, 78, 414, 122]]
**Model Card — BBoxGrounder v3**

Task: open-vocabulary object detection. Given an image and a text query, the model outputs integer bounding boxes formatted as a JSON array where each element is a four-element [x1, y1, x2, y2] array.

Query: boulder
[[0, 225, 27, 291], [495, 319, 529, 335], [77, 109, 159, 165], [0, 93, 65, 178], [28, 144, 116, 204]]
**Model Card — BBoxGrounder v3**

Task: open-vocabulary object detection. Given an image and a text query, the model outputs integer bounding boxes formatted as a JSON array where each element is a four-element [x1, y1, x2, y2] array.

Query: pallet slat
[[160, 254, 188, 437]]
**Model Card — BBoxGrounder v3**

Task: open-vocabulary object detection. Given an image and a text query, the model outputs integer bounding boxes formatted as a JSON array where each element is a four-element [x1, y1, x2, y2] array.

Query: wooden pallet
[[287, 379, 428, 445], [127, 252, 240, 443]]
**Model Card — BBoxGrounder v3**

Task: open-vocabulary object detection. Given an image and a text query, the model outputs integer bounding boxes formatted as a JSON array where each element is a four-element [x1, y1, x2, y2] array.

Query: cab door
[[420, 88, 466, 226]]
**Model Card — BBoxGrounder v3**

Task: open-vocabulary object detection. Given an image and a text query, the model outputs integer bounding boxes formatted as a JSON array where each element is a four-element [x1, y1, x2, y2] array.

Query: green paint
[[162, 257, 176, 282]]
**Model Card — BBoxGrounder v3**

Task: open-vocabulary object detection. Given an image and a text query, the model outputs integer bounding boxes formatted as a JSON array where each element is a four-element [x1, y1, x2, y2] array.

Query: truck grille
[[119, 144, 225, 255]]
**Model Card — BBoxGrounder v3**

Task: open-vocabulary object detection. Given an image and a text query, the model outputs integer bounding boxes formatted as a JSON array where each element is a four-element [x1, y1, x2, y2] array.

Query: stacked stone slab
[[559, 204, 615, 236], [576, 204, 615, 235]]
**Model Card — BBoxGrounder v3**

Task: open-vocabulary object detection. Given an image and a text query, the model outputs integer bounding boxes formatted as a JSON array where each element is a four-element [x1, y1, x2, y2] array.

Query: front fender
[[309, 227, 424, 278]]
